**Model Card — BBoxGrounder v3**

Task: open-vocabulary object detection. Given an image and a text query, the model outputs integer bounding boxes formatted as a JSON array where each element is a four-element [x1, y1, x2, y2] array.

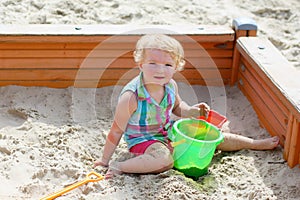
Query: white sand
[[0, 0, 300, 199]]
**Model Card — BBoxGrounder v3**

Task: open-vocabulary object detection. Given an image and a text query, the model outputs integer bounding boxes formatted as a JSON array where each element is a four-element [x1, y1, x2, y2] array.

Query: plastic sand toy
[[40, 171, 104, 200], [198, 110, 227, 129], [170, 119, 224, 179]]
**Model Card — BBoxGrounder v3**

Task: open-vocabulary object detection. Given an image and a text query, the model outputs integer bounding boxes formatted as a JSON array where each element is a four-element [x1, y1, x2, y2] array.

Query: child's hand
[[93, 160, 109, 168], [193, 102, 210, 118]]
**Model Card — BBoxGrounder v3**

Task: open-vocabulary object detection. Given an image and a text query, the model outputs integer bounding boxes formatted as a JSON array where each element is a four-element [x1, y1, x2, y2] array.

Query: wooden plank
[[247, 30, 257, 36], [240, 58, 288, 129], [0, 69, 137, 81], [0, 34, 234, 43], [177, 79, 229, 86], [240, 70, 287, 133], [235, 30, 257, 38], [0, 41, 234, 50], [0, 49, 134, 58], [0, 36, 124, 43], [176, 68, 231, 80], [284, 113, 294, 160], [238, 83, 283, 144], [0, 57, 232, 69], [287, 118, 300, 167], [235, 30, 248, 38], [182, 41, 234, 50], [0, 80, 132, 88], [230, 47, 241, 85], [230, 26, 256, 85], [237, 37, 300, 121], [0, 24, 235, 88], [0, 49, 233, 58], [0, 68, 231, 81], [237, 37, 300, 167], [0, 42, 130, 50], [0, 58, 133, 69], [230, 19, 257, 85], [241, 57, 289, 116], [238, 73, 286, 139]]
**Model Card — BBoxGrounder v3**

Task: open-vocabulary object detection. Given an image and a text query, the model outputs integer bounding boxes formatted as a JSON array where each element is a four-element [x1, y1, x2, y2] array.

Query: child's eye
[[165, 64, 174, 67]]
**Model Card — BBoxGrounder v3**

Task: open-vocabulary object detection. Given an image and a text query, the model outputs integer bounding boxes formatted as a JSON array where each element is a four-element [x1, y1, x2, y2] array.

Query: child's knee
[[145, 142, 174, 167], [150, 148, 173, 167], [152, 152, 173, 172], [160, 152, 174, 167]]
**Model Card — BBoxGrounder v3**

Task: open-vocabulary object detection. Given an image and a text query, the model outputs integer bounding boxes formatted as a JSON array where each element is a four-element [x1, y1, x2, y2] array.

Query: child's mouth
[[154, 76, 165, 79]]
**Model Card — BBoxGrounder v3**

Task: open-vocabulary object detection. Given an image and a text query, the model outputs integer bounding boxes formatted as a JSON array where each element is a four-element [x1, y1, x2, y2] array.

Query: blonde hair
[[133, 34, 186, 71]]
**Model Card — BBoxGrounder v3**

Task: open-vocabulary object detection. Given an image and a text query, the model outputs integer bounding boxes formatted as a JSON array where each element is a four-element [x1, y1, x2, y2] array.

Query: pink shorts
[[129, 140, 173, 156]]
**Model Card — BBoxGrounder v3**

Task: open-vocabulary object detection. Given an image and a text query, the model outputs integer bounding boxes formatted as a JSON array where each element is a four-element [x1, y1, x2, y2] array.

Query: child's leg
[[217, 132, 279, 151], [106, 142, 173, 177]]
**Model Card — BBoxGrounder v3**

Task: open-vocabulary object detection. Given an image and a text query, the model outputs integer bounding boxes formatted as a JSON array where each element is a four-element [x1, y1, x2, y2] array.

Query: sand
[[0, 0, 300, 199]]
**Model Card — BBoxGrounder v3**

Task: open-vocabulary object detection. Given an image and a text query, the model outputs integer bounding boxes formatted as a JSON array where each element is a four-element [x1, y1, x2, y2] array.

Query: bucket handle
[[170, 139, 186, 147]]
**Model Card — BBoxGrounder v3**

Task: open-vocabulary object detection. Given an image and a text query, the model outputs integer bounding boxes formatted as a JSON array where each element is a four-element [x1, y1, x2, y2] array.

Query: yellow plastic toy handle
[[40, 171, 104, 200], [171, 139, 186, 147]]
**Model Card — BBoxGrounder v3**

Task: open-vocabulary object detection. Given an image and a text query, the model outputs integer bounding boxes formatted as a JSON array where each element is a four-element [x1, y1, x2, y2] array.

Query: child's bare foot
[[252, 136, 280, 150], [105, 161, 123, 179]]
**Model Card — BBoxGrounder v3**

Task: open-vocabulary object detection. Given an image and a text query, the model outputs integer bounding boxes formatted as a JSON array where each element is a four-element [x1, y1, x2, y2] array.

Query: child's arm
[[94, 91, 137, 167], [99, 122, 124, 166], [171, 80, 209, 118]]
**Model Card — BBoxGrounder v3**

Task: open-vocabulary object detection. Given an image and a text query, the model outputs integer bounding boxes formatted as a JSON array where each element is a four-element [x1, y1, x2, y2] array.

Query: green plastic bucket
[[170, 118, 224, 179]]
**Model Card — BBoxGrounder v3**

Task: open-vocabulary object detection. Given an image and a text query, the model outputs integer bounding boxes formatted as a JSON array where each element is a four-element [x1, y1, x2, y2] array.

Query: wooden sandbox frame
[[0, 18, 299, 168]]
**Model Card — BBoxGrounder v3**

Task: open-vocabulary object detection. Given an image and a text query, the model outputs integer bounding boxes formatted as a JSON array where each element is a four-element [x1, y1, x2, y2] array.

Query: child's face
[[140, 49, 176, 86]]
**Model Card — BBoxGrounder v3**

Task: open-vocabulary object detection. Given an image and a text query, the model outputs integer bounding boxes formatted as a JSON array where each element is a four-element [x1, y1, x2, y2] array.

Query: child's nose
[[156, 64, 165, 72]]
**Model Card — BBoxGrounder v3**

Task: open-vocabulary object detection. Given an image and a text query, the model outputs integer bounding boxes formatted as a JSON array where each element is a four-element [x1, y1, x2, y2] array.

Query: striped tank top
[[120, 73, 176, 149]]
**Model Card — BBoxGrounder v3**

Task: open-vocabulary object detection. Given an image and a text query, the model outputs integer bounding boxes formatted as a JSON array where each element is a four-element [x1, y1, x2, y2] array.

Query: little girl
[[94, 34, 279, 178]]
